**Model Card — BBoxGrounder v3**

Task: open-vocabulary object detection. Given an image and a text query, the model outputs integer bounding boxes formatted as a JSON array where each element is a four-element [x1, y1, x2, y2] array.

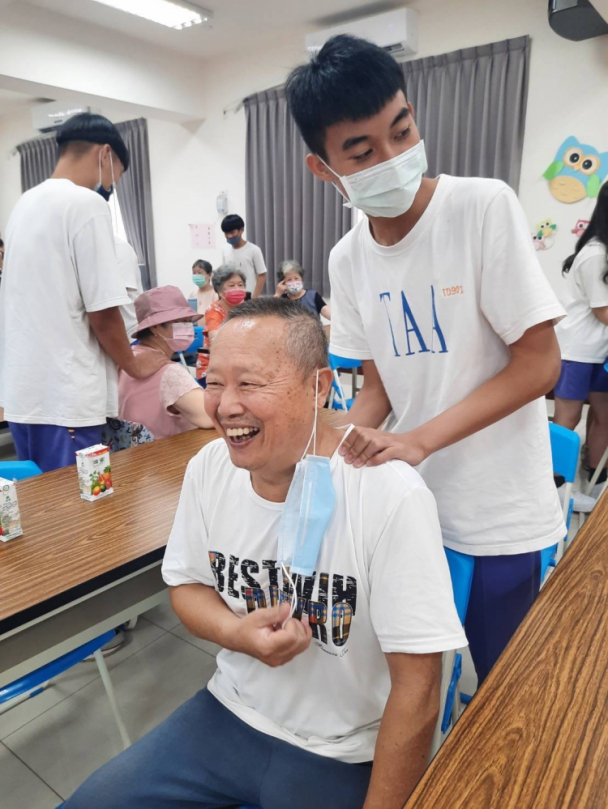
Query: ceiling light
[[90, 0, 213, 30]]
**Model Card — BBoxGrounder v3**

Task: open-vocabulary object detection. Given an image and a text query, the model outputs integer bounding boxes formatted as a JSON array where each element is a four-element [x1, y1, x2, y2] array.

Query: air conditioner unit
[[548, 0, 608, 41], [305, 8, 419, 61], [31, 101, 91, 133]]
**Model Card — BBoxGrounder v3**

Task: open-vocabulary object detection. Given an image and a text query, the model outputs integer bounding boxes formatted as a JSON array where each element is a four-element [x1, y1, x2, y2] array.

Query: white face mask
[[322, 140, 428, 219]]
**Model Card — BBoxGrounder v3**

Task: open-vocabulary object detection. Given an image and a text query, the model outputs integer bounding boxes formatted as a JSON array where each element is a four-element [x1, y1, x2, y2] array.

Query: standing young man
[[0, 113, 165, 472], [221, 213, 267, 298], [286, 35, 566, 686]]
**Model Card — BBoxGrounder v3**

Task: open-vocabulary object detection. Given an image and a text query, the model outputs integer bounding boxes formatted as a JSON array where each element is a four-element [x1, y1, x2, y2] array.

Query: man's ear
[[316, 367, 334, 408], [306, 153, 336, 184]]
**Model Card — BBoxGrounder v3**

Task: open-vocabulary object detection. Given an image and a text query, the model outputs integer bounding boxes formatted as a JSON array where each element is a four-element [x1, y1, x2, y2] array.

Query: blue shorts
[[554, 360, 608, 401], [8, 423, 103, 473]]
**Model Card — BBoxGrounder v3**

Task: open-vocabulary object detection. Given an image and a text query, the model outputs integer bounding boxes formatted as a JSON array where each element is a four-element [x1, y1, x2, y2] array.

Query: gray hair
[[277, 259, 305, 282], [212, 264, 247, 294], [225, 297, 328, 377]]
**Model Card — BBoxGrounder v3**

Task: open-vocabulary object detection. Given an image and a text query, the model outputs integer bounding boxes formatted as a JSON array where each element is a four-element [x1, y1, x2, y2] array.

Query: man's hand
[[233, 602, 312, 667], [340, 426, 428, 468], [124, 350, 171, 380]]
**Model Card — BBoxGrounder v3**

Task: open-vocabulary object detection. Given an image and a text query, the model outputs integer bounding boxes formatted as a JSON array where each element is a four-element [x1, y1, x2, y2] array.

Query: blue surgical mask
[[277, 372, 336, 600], [192, 274, 208, 288], [227, 235, 240, 246]]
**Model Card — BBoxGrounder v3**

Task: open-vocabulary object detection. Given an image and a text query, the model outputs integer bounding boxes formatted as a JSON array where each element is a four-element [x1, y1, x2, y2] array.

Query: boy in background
[[221, 213, 267, 298]]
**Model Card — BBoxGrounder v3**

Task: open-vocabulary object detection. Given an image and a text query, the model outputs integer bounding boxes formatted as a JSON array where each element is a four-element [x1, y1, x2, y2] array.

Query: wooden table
[[405, 492, 608, 809], [0, 429, 218, 687]]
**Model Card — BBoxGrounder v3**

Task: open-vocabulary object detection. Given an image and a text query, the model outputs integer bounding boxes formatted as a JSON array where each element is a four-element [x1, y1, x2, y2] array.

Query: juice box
[[76, 444, 113, 502], [0, 477, 23, 542]]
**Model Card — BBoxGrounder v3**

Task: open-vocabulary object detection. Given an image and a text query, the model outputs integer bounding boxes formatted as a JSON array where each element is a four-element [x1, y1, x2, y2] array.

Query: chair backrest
[[329, 353, 362, 371], [183, 326, 204, 356], [549, 422, 580, 484], [444, 547, 475, 625], [0, 460, 42, 481]]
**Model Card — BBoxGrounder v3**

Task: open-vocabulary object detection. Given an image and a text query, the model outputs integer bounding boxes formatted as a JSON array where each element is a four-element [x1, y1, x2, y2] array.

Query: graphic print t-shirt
[[329, 176, 566, 556], [162, 438, 466, 763], [555, 240, 608, 363]]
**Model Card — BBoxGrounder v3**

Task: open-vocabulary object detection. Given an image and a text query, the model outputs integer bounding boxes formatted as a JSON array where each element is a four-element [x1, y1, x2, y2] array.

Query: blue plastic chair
[[0, 460, 42, 480], [0, 462, 130, 751], [183, 326, 205, 356], [328, 353, 362, 411], [541, 422, 581, 580], [435, 548, 475, 745]]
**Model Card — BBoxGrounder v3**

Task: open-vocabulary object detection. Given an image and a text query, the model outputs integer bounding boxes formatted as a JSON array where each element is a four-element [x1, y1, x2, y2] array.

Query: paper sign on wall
[[189, 223, 215, 250]]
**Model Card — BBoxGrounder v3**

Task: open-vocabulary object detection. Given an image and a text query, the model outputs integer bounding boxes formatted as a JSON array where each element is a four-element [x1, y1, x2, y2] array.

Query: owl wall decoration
[[572, 219, 590, 238], [543, 137, 608, 203]]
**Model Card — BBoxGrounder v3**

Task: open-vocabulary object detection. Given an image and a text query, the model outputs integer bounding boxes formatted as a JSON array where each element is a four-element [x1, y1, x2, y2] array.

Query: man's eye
[[352, 149, 373, 163], [395, 127, 410, 140], [206, 381, 222, 388]]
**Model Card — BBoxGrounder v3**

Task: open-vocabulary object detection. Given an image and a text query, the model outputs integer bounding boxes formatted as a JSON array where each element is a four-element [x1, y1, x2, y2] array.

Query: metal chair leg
[[93, 649, 131, 749]]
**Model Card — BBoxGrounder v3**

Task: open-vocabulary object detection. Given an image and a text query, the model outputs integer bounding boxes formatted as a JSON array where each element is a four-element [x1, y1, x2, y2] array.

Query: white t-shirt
[[329, 176, 566, 557], [555, 240, 608, 363], [222, 241, 267, 293], [0, 179, 130, 427], [162, 438, 466, 763], [115, 237, 143, 339]]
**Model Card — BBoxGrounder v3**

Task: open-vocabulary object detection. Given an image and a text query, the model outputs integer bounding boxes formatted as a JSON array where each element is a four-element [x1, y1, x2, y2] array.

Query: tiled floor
[[2, 601, 218, 808]]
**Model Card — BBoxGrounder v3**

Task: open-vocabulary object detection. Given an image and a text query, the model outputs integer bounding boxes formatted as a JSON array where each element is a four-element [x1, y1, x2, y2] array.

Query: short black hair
[[285, 34, 406, 161], [56, 113, 130, 171], [192, 259, 212, 274], [224, 297, 328, 377], [221, 214, 244, 234]]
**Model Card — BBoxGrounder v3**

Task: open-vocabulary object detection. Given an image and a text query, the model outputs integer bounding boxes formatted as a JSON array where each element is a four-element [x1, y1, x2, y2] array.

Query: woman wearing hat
[[119, 286, 213, 439]]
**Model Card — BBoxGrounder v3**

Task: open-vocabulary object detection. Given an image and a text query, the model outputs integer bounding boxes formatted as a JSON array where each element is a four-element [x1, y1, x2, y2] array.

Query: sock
[[588, 467, 608, 484]]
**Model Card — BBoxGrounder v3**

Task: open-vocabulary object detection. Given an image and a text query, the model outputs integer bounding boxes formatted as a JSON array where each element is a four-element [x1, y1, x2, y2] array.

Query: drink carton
[[0, 477, 23, 542], [76, 445, 113, 501]]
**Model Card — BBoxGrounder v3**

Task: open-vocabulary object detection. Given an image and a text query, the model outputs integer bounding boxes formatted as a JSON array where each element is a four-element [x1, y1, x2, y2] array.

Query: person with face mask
[[203, 264, 248, 347], [189, 259, 218, 328], [286, 36, 566, 690], [274, 259, 331, 320], [118, 286, 213, 439], [0, 113, 166, 472], [64, 298, 465, 809], [221, 213, 268, 298]]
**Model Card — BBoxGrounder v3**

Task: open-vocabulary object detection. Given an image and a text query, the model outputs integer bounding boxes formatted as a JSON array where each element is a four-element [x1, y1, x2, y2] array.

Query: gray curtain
[[401, 36, 530, 191], [16, 134, 58, 192], [115, 119, 156, 289], [244, 87, 351, 297], [15, 118, 156, 289]]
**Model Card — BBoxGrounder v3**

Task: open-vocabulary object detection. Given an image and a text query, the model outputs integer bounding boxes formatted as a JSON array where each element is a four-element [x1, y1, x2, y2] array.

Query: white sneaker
[[589, 482, 606, 501], [557, 484, 596, 513]]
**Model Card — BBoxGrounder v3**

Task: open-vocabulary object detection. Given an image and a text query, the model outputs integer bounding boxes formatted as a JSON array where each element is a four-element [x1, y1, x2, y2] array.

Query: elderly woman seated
[[204, 264, 248, 347], [118, 286, 213, 439]]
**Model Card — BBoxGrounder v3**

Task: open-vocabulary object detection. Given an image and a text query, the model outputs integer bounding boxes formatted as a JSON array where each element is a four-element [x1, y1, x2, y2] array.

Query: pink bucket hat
[[133, 286, 199, 336]]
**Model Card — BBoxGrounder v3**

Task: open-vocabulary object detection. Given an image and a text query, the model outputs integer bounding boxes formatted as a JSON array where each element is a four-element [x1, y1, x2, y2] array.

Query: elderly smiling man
[[65, 298, 465, 809]]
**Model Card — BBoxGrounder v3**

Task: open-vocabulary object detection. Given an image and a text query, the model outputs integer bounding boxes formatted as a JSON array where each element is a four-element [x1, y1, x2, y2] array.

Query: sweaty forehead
[[212, 317, 292, 372]]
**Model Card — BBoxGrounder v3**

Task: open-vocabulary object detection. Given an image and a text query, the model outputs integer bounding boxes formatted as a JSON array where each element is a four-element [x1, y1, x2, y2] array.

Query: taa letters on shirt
[[209, 551, 357, 653], [379, 285, 451, 358]]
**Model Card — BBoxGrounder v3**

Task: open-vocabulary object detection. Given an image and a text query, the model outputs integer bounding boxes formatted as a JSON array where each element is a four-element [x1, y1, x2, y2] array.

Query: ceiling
[[9, 0, 408, 59]]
